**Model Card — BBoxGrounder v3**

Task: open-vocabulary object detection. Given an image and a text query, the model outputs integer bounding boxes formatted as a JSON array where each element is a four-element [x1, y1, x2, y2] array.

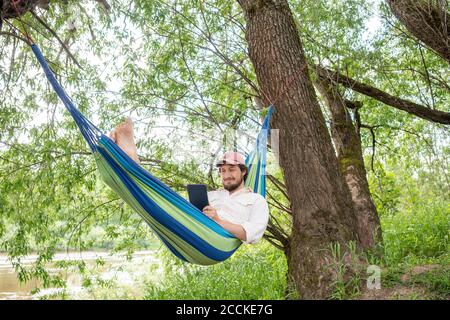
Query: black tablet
[[187, 184, 209, 211]]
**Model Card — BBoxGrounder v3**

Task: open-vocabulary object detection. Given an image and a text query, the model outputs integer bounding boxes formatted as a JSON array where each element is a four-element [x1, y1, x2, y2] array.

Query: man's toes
[[116, 118, 134, 135], [109, 129, 117, 142]]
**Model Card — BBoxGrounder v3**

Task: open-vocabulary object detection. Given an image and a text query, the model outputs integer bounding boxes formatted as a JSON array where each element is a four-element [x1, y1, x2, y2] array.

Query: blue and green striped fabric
[[31, 43, 273, 265], [244, 106, 272, 197]]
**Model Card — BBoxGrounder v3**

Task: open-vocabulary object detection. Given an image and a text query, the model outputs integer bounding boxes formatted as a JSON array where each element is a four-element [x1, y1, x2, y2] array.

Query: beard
[[223, 176, 244, 192]]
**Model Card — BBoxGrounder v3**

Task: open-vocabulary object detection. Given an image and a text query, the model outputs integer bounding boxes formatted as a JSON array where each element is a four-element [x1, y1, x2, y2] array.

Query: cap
[[216, 151, 246, 167]]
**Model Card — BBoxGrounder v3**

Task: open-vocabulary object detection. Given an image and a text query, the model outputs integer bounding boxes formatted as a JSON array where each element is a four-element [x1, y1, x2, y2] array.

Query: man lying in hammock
[[110, 118, 270, 244]]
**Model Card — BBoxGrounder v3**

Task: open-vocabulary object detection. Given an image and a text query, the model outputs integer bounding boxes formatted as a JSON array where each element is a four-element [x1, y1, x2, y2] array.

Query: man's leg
[[109, 117, 140, 163]]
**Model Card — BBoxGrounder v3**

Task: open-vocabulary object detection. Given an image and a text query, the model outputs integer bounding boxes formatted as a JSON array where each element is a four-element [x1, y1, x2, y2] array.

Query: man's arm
[[240, 198, 269, 244], [216, 219, 247, 242], [202, 205, 247, 241]]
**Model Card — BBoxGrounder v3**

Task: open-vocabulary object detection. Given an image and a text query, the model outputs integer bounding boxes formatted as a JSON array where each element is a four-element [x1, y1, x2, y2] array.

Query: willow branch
[[316, 65, 450, 125]]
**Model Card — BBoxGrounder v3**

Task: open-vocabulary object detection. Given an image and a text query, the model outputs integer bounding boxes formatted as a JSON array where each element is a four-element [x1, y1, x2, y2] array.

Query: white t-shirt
[[207, 187, 269, 244]]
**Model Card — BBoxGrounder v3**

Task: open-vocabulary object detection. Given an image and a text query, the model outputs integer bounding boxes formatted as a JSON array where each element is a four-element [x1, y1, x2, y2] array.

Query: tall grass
[[380, 201, 449, 266], [143, 241, 287, 300]]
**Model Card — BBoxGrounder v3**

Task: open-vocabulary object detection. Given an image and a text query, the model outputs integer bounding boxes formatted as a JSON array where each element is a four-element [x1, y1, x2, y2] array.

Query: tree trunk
[[1, 0, 50, 19], [237, 0, 361, 299], [315, 78, 382, 250], [387, 0, 450, 64]]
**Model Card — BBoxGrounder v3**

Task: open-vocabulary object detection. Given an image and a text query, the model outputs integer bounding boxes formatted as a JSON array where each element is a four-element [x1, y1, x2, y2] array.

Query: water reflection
[[0, 250, 160, 300]]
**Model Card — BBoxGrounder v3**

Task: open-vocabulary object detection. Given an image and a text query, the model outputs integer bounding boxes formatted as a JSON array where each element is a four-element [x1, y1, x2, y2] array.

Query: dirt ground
[[358, 264, 446, 300]]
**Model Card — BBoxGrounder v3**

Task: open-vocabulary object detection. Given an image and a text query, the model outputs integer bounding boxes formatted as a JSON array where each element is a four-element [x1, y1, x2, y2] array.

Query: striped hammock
[[31, 43, 273, 265]]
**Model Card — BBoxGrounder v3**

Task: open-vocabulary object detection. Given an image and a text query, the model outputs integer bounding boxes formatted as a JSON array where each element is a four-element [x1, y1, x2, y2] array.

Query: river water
[[0, 250, 161, 300]]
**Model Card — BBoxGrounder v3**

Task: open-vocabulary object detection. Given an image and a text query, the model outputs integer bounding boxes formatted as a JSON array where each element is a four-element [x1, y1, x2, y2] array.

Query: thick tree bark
[[316, 66, 450, 125], [237, 0, 361, 299], [387, 0, 450, 64], [1, 0, 109, 20], [1, 0, 49, 19], [315, 79, 382, 250]]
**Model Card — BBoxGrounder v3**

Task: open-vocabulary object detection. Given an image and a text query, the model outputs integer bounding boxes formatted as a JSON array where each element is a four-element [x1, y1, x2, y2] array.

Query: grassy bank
[[31, 199, 448, 300], [143, 242, 288, 300], [139, 203, 449, 300]]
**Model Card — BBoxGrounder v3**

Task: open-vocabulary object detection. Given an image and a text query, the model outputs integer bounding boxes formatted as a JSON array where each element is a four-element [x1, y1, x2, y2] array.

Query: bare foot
[[109, 117, 140, 163]]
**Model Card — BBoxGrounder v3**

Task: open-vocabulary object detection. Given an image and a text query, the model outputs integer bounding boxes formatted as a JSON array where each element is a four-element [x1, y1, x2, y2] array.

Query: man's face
[[219, 164, 245, 192]]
